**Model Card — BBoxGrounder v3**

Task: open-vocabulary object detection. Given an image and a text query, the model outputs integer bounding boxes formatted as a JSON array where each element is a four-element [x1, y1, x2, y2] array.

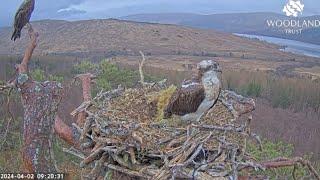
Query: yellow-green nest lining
[[155, 85, 177, 121], [103, 85, 179, 123]]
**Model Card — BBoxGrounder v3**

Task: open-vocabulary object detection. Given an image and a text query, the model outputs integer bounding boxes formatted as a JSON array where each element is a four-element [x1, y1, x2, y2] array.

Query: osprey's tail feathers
[[11, 28, 21, 41]]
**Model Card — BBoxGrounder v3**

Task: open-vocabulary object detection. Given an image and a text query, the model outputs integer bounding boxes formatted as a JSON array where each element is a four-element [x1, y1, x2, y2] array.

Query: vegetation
[[0, 116, 23, 172], [96, 60, 138, 90], [247, 139, 319, 179], [222, 70, 320, 112], [240, 80, 263, 97], [30, 68, 64, 82], [0, 117, 81, 178], [52, 137, 82, 179], [73, 60, 160, 92], [71, 60, 98, 74]]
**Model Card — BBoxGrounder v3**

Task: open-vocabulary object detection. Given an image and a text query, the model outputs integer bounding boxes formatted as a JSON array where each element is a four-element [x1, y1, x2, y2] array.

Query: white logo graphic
[[283, 0, 304, 17]]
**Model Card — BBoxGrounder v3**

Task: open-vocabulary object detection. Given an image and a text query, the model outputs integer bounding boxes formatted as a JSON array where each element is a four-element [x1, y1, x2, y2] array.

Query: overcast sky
[[1, 0, 319, 27]]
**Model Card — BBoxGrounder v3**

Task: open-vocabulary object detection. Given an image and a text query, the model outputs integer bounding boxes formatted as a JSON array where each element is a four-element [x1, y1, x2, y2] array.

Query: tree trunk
[[20, 79, 62, 173], [13, 25, 62, 173]]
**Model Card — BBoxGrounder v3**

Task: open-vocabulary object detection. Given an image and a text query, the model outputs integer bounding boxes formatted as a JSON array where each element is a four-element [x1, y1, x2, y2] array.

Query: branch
[[260, 157, 320, 180], [19, 24, 38, 74], [139, 51, 146, 85], [63, 147, 85, 160], [0, 84, 14, 92], [104, 163, 151, 179], [54, 116, 81, 147], [75, 73, 97, 102]]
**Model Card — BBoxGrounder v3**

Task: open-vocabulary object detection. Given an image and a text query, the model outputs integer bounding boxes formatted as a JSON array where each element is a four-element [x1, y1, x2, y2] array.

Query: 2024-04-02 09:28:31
[[0, 173, 65, 179]]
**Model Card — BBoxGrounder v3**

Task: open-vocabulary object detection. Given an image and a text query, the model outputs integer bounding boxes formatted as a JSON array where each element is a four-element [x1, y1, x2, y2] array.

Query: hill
[[122, 12, 320, 45], [0, 18, 312, 62]]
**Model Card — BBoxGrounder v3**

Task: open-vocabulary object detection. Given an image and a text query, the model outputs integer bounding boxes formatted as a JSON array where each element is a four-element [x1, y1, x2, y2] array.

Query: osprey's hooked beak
[[215, 66, 222, 73]]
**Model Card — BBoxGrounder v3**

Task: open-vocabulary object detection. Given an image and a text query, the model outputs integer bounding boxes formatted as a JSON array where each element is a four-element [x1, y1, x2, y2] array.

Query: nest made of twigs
[[76, 85, 261, 180]]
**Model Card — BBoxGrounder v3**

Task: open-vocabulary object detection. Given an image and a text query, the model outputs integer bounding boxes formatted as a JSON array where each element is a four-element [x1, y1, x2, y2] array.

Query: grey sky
[[1, 0, 319, 27]]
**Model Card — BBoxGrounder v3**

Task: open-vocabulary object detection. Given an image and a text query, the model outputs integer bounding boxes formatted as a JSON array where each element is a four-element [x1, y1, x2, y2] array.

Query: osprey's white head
[[197, 60, 221, 74]]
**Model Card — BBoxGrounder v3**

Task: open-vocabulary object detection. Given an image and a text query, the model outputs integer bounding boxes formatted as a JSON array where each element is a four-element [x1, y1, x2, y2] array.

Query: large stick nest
[[74, 84, 264, 180]]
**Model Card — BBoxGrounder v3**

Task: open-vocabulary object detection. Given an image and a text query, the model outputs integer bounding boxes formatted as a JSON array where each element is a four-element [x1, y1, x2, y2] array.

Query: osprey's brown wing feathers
[[164, 84, 205, 118]]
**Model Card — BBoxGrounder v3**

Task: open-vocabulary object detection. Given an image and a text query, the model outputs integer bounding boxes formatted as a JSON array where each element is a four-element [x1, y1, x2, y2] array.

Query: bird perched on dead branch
[[11, 0, 35, 41], [164, 60, 222, 121]]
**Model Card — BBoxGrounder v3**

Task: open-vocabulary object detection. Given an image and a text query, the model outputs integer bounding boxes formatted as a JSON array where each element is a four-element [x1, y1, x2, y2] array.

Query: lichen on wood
[[7, 24, 63, 173]]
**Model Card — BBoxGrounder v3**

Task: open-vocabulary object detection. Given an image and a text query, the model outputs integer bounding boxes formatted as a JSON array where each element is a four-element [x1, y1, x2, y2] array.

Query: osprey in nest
[[164, 60, 222, 121], [11, 0, 35, 41]]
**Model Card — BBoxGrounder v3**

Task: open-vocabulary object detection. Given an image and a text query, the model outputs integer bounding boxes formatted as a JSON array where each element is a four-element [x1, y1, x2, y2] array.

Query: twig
[[260, 157, 320, 180], [104, 163, 151, 179], [70, 101, 92, 117], [139, 51, 146, 85], [63, 147, 85, 159], [89, 153, 108, 179], [80, 147, 104, 168]]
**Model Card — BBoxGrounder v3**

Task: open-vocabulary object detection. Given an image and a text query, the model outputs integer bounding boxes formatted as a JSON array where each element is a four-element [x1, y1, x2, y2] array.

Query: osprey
[[164, 60, 222, 121], [11, 0, 35, 41]]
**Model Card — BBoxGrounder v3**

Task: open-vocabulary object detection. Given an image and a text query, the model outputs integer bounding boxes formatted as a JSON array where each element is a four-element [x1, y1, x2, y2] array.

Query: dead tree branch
[[19, 24, 38, 74], [139, 51, 146, 85], [260, 157, 320, 180]]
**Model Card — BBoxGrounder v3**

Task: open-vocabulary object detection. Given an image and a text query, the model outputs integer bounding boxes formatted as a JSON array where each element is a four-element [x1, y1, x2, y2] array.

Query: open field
[[294, 66, 320, 80], [1, 19, 319, 81], [122, 12, 320, 45], [112, 55, 320, 80], [0, 19, 319, 64]]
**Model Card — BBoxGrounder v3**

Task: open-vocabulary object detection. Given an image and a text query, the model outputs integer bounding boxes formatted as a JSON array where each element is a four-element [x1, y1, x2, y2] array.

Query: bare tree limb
[[139, 51, 146, 85], [62, 147, 85, 159], [260, 157, 320, 180], [19, 24, 38, 74]]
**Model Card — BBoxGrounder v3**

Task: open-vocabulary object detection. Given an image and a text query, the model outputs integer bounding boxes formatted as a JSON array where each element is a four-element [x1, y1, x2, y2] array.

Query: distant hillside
[[0, 19, 304, 62], [122, 12, 320, 45]]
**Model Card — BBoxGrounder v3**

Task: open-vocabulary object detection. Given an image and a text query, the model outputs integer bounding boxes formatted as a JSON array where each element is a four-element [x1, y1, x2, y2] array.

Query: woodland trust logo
[[266, 0, 320, 35], [283, 0, 304, 17]]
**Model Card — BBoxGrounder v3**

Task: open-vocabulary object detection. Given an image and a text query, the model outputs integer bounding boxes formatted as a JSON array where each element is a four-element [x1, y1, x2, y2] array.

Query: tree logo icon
[[283, 0, 304, 17]]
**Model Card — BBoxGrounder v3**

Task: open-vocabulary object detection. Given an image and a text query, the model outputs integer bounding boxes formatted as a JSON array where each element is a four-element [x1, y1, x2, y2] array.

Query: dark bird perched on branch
[[11, 0, 35, 41], [164, 60, 222, 121]]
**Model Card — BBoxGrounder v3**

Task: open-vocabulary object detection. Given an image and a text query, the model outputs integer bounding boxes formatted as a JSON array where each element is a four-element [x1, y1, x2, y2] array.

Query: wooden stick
[[104, 163, 151, 179], [260, 157, 320, 180], [139, 51, 146, 85], [62, 147, 85, 159], [80, 147, 104, 168]]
